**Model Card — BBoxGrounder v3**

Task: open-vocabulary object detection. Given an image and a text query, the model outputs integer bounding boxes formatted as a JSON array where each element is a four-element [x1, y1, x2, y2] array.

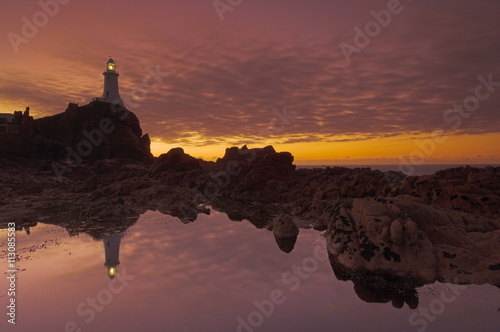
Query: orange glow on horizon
[[150, 132, 500, 165]]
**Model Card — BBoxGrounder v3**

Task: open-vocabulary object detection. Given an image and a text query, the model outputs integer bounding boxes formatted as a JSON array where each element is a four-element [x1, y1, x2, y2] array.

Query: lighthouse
[[98, 58, 124, 106], [103, 233, 123, 279]]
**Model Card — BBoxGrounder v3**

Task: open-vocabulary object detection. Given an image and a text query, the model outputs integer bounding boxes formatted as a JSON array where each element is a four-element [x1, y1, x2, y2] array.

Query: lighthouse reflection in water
[[103, 233, 123, 279]]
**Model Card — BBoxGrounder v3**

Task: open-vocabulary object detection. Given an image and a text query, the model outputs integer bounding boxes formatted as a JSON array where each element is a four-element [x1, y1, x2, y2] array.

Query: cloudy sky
[[1, 0, 499, 164]]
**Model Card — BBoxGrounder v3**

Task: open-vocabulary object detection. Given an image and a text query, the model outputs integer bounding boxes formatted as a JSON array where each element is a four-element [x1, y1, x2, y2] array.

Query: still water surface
[[1, 210, 499, 332]]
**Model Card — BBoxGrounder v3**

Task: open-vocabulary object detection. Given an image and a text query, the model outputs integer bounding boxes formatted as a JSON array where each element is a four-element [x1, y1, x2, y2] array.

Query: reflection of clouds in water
[[112, 210, 347, 331], [1, 211, 498, 332], [121, 210, 281, 297]]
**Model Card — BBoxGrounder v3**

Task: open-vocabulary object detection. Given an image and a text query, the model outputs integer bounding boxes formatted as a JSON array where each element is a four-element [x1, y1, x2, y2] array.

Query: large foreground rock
[[324, 197, 500, 287]]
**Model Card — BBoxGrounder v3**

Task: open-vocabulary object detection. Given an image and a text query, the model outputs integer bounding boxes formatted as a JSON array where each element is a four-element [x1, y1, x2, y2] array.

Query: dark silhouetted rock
[[1, 101, 153, 163], [150, 148, 202, 174]]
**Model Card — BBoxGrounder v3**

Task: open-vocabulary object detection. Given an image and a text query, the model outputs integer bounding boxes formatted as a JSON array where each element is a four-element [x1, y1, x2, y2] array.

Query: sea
[[297, 164, 500, 176]]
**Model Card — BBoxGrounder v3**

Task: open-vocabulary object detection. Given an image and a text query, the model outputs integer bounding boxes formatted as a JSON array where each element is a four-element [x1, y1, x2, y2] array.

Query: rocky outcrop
[[150, 148, 202, 174], [387, 166, 500, 220], [4, 99, 498, 308], [212, 145, 296, 202], [324, 197, 500, 288], [0, 101, 153, 163], [1, 143, 499, 297]]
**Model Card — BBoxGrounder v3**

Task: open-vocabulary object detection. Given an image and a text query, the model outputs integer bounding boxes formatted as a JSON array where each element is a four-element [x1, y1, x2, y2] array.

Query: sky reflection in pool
[[0, 210, 499, 332]]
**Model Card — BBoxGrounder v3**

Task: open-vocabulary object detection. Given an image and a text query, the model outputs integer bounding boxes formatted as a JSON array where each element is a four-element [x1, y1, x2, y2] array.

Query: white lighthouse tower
[[103, 233, 123, 279], [98, 58, 124, 106]]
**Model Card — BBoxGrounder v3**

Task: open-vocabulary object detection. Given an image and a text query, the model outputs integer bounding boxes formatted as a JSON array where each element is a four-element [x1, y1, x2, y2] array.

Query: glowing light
[[108, 267, 117, 278]]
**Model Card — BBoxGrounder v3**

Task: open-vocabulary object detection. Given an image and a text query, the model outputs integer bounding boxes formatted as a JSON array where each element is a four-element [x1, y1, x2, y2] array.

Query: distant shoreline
[[296, 164, 500, 176]]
